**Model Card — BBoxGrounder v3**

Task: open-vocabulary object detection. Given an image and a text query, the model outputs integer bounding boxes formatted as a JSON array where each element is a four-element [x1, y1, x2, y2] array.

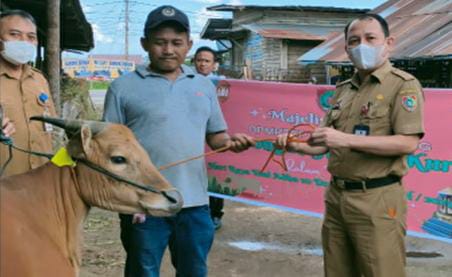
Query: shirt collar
[[0, 59, 34, 80], [350, 60, 393, 88], [350, 74, 360, 89], [136, 64, 196, 79], [370, 60, 392, 83]]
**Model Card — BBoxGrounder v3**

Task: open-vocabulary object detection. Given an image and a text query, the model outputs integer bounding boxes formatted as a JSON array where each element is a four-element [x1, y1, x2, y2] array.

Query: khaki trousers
[[322, 182, 407, 277]]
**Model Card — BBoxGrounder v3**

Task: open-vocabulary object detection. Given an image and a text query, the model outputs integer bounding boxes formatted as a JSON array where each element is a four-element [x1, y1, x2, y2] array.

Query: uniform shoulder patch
[[391, 68, 415, 81], [399, 88, 419, 95], [398, 78, 422, 96], [401, 95, 418, 112], [336, 78, 352, 88]]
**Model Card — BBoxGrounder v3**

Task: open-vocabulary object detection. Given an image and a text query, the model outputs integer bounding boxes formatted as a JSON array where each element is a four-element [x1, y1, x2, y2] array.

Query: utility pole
[[125, 0, 129, 61], [47, 0, 61, 114]]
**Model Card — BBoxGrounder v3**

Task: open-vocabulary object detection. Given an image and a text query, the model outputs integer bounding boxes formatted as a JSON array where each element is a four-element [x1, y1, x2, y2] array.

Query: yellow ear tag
[[51, 147, 76, 167]]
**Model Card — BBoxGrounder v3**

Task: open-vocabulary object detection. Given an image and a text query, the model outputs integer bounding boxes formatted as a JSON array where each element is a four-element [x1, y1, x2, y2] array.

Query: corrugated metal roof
[[207, 4, 368, 14], [201, 21, 344, 41], [298, 0, 452, 63], [200, 19, 233, 40], [242, 23, 340, 41]]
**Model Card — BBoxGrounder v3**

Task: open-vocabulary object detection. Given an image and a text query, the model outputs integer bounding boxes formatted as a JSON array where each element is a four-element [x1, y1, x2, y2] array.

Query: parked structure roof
[[298, 0, 452, 64]]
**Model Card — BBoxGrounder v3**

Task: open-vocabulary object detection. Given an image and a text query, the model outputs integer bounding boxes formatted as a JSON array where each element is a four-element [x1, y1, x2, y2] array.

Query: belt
[[333, 175, 401, 190]]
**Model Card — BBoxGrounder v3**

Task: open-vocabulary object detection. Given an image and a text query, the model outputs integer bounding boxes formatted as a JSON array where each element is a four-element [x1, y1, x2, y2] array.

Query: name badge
[[353, 124, 370, 136], [43, 109, 53, 132]]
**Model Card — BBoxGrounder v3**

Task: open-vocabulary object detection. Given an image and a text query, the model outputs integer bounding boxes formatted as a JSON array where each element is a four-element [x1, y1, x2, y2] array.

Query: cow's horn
[[30, 116, 107, 137]]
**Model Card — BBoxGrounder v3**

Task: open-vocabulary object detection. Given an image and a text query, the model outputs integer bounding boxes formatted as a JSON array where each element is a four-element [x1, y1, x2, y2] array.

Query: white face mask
[[348, 43, 385, 70], [0, 40, 36, 65]]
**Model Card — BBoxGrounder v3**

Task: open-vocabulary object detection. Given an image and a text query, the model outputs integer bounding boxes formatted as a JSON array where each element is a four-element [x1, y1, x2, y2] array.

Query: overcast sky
[[70, 0, 386, 57]]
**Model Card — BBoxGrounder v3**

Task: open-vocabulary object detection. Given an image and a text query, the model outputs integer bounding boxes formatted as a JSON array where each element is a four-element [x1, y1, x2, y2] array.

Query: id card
[[43, 109, 53, 132], [353, 124, 370, 136]]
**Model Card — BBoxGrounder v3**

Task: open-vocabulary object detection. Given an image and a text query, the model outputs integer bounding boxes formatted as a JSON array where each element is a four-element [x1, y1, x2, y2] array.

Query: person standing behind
[[0, 10, 56, 177], [194, 46, 225, 230], [276, 14, 424, 277], [194, 46, 217, 77], [103, 6, 254, 277]]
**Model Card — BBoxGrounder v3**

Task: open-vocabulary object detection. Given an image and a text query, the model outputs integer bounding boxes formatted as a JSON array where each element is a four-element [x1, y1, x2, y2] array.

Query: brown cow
[[0, 117, 183, 277]]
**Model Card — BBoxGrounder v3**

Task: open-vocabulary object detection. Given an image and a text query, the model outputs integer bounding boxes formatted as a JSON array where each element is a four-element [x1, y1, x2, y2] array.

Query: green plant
[[207, 176, 245, 196], [90, 81, 110, 90]]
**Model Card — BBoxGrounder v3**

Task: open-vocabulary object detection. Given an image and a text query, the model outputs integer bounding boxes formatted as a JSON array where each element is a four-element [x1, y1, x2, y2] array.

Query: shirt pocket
[[362, 106, 391, 135]]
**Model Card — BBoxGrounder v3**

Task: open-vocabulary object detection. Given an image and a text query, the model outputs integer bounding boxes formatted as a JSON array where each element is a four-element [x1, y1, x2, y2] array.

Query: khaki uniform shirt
[[0, 61, 56, 177], [322, 61, 424, 181]]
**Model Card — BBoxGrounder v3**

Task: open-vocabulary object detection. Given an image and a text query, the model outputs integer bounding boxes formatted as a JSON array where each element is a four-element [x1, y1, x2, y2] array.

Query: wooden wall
[[225, 9, 365, 83]]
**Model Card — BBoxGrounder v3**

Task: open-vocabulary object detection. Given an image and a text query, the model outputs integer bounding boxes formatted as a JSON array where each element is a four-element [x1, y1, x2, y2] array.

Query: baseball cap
[[143, 5, 190, 36]]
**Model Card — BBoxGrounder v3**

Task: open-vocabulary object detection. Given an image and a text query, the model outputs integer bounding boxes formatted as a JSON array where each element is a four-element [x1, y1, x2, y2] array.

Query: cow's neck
[[31, 163, 89, 274]]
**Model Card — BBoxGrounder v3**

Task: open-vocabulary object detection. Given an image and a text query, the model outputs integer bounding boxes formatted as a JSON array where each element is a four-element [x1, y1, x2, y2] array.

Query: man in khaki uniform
[[0, 10, 56, 177], [276, 14, 424, 277]]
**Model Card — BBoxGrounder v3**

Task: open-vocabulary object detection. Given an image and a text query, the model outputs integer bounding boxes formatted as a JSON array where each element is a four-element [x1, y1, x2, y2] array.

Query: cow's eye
[[111, 156, 127, 164]]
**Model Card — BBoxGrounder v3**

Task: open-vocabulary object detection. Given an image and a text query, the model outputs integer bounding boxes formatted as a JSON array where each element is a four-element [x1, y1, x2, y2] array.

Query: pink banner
[[207, 80, 452, 242]]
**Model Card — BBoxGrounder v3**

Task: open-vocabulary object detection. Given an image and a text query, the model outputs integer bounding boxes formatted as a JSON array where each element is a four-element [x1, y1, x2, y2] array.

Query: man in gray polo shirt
[[103, 5, 254, 277]]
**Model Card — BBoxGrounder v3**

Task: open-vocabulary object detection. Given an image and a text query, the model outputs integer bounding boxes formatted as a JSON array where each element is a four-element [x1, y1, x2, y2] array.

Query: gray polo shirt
[[103, 64, 227, 207]]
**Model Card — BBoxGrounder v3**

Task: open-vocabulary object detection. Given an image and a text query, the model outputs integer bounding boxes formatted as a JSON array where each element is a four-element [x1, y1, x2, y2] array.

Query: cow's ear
[[80, 124, 93, 156]]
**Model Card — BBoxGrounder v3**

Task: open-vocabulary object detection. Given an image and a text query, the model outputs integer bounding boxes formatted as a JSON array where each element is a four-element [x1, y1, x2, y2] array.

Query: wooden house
[[201, 5, 367, 83]]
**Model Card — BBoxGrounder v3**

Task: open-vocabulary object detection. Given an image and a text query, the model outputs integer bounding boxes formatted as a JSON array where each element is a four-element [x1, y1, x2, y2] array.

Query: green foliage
[[90, 81, 110, 90], [207, 176, 245, 196], [61, 77, 99, 120]]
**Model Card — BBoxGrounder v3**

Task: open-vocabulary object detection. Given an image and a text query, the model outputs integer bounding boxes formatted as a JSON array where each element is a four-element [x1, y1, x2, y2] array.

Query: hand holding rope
[[158, 123, 315, 172], [0, 105, 17, 176], [256, 123, 315, 172]]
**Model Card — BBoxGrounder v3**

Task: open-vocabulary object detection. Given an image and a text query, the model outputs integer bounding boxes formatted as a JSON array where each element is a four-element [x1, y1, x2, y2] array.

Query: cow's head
[[32, 116, 183, 217]]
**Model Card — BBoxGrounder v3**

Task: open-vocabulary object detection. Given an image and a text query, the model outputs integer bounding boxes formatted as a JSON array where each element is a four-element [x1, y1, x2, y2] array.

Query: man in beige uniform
[[276, 14, 424, 277], [0, 10, 56, 177]]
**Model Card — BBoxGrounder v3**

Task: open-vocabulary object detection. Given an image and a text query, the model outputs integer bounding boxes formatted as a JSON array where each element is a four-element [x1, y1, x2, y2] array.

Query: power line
[[81, 0, 220, 54], [125, 0, 129, 60]]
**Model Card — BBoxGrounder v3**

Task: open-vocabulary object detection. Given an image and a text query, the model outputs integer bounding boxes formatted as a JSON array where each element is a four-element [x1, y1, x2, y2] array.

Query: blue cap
[[144, 5, 190, 36]]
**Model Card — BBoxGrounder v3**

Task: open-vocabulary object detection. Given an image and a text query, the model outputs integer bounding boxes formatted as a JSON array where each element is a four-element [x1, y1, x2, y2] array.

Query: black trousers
[[209, 196, 224, 218]]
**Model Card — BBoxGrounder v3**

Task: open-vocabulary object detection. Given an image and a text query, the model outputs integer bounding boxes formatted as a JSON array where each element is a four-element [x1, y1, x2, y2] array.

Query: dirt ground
[[80, 200, 452, 277]]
